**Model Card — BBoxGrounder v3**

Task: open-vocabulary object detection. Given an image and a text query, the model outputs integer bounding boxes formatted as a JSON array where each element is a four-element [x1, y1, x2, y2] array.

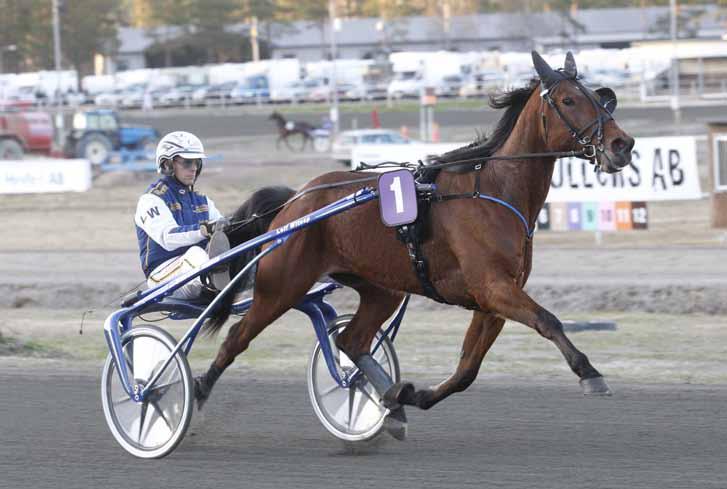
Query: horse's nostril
[[612, 137, 634, 155]]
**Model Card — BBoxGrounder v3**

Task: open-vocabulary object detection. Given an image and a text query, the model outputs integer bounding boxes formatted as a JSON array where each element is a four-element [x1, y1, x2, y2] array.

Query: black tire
[[0, 138, 24, 160], [77, 133, 112, 165]]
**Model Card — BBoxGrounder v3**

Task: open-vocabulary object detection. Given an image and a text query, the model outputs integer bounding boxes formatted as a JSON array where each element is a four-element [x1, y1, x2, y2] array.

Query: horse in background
[[269, 111, 316, 152]]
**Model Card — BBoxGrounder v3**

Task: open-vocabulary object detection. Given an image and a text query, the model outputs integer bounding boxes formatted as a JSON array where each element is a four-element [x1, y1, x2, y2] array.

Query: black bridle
[[539, 75, 616, 170]]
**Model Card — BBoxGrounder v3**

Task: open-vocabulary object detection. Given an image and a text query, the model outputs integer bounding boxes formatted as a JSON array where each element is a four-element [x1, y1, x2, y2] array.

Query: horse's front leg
[[485, 279, 611, 395], [385, 311, 504, 410]]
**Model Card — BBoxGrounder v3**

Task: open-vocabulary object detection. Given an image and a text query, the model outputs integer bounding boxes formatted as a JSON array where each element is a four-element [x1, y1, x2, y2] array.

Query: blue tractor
[[65, 109, 159, 165]]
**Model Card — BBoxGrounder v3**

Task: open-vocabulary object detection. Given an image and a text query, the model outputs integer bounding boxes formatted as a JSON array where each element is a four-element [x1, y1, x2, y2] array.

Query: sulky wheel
[[101, 325, 193, 459], [307, 314, 400, 442]]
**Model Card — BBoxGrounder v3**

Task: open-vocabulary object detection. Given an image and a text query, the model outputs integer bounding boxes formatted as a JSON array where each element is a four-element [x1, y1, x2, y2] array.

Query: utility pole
[[328, 0, 339, 136], [442, 0, 451, 50], [52, 0, 65, 148], [250, 16, 260, 62], [670, 0, 681, 129]]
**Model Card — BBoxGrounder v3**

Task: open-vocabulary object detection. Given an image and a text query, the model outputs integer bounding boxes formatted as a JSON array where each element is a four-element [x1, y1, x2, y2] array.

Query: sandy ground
[[1, 132, 725, 384]]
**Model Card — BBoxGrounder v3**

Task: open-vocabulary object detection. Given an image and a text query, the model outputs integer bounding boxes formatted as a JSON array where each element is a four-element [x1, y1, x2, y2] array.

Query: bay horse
[[269, 111, 316, 151], [197, 51, 634, 438]]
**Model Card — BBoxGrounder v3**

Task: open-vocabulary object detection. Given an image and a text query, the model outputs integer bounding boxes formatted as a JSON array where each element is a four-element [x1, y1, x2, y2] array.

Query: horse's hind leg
[[299, 133, 307, 152], [194, 258, 320, 407], [333, 281, 408, 438], [386, 311, 504, 411], [283, 134, 295, 151], [487, 281, 611, 395]]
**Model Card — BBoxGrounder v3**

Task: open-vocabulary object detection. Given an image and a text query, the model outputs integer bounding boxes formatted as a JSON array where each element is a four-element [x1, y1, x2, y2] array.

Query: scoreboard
[[537, 202, 648, 232]]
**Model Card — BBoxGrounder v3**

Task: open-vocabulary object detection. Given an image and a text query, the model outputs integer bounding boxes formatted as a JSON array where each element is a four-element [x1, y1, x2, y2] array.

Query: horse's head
[[269, 111, 282, 121], [532, 51, 634, 174]]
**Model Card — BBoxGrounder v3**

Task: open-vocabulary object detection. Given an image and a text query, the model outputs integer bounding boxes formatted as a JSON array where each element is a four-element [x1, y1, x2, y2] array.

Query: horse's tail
[[202, 185, 296, 336]]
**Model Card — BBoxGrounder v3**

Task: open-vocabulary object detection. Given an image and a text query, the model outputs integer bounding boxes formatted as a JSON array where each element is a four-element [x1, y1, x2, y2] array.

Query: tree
[[61, 0, 123, 74], [0, 0, 121, 75]]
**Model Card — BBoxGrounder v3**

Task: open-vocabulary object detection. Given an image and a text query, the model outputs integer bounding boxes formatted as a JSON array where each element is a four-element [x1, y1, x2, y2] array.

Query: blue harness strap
[[477, 194, 534, 238]]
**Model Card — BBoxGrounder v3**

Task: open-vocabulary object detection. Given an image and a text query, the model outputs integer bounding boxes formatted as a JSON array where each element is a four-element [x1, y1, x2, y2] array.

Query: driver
[[135, 131, 229, 299]]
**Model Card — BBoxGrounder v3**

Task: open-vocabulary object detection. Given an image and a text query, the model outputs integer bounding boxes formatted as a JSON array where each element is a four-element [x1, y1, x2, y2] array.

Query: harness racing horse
[[196, 51, 635, 438], [269, 111, 316, 151]]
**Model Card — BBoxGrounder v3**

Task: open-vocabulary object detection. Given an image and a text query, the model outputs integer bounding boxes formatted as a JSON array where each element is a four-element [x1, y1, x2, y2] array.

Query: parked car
[[62, 90, 88, 106], [435, 75, 464, 97], [203, 81, 237, 104], [387, 71, 423, 99], [94, 89, 123, 107], [99, 84, 147, 107], [118, 86, 149, 109], [505, 69, 536, 89], [459, 70, 505, 98], [304, 78, 332, 102], [158, 84, 202, 107], [230, 75, 270, 104], [270, 80, 308, 103], [583, 68, 631, 89], [330, 128, 412, 166]]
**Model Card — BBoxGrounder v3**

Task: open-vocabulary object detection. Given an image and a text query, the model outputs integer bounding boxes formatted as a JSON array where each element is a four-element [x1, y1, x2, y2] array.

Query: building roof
[[117, 5, 724, 54]]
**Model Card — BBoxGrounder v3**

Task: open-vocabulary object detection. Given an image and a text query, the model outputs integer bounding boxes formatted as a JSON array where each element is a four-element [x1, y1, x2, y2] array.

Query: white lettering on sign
[[389, 176, 404, 214]]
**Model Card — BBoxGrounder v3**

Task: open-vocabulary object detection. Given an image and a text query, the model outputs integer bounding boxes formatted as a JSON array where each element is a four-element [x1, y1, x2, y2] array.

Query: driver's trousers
[[146, 246, 209, 300]]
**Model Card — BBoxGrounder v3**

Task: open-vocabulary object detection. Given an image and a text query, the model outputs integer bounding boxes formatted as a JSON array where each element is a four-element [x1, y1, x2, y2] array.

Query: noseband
[[539, 76, 614, 168]]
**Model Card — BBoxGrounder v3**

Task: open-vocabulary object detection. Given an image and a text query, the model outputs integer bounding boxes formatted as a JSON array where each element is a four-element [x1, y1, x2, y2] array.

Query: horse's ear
[[532, 50, 560, 89], [563, 51, 577, 78]]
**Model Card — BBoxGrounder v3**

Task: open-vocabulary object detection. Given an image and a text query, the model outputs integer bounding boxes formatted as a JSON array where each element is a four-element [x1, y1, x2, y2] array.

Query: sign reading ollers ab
[[547, 136, 701, 202]]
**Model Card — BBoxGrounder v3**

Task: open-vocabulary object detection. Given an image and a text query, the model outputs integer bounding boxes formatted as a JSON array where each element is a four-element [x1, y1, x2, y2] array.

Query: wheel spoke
[[113, 394, 135, 406], [347, 386, 356, 429], [319, 382, 341, 398], [147, 378, 182, 397], [351, 386, 369, 427], [137, 401, 149, 443], [373, 349, 388, 368], [150, 400, 174, 433], [356, 383, 381, 407]]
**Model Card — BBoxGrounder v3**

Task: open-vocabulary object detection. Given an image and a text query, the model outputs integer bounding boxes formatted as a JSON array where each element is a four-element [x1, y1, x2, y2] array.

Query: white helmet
[[155, 131, 208, 176]]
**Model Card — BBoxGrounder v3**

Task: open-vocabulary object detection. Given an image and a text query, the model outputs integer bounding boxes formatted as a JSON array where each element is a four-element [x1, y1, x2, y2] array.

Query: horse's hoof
[[194, 377, 211, 409], [383, 382, 416, 409], [580, 376, 612, 396], [383, 407, 408, 441]]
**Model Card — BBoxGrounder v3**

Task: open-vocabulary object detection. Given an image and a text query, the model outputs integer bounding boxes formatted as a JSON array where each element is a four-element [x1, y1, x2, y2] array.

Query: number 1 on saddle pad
[[378, 169, 418, 227]]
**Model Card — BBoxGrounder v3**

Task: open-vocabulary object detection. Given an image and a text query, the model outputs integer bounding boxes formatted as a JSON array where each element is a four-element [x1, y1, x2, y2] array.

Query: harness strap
[[396, 225, 452, 305]]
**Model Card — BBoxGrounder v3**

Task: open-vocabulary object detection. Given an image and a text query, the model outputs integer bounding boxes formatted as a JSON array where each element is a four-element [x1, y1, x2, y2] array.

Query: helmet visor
[[173, 156, 203, 170]]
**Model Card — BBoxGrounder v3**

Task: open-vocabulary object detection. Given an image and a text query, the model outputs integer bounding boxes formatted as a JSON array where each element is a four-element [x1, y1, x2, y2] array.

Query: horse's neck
[[489, 119, 555, 226], [274, 117, 285, 129]]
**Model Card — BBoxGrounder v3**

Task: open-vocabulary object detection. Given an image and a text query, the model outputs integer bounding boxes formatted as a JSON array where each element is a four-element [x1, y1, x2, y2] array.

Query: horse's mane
[[436, 78, 540, 166]]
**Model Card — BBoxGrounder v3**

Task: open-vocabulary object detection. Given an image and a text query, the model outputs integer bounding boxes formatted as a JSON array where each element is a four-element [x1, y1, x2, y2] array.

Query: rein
[[224, 148, 588, 235]]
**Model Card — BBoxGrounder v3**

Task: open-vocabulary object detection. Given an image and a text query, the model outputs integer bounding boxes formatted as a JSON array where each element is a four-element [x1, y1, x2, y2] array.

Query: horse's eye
[[562, 97, 575, 106]]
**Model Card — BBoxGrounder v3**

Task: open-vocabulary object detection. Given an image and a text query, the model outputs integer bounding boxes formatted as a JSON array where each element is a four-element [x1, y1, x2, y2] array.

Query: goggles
[[173, 157, 202, 170]]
